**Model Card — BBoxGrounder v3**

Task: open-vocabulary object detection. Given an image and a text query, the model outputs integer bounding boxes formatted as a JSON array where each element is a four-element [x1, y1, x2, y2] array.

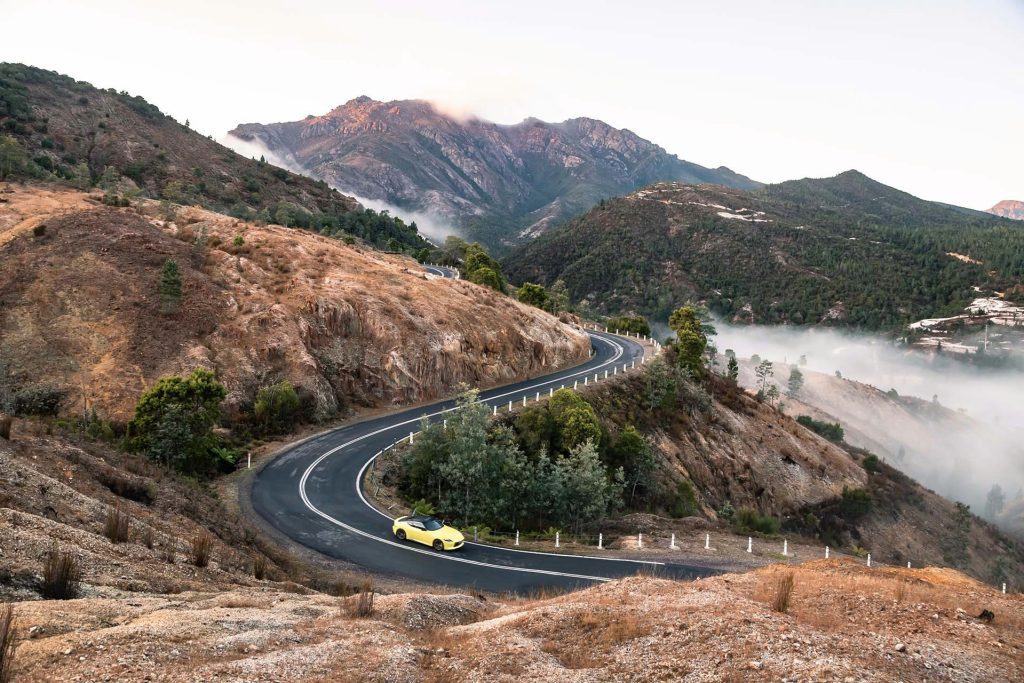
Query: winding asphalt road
[[251, 265, 719, 592]]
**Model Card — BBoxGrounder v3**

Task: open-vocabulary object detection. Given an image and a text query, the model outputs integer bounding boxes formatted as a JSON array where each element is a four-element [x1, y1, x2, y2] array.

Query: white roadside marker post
[[604, 370, 608, 379], [1003, 583, 1007, 594], [747, 537, 752, 553], [493, 405, 497, 416], [574, 380, 578, 390], [555, 532, 560, 548], [705, 533, 710, 550], [549, 388, 553, 397], [474, 526, 478, 542], [409, 431, 414, 444], [535, 392, 540, 401], [515, 530, 519, 546], [867, 554, 872, 568], [507, 400, 512, 411], [247, 452, 251, 469], [907, 562, 911, 568], [783, 539, 788, 556], [638, 533, 643, 549], [670, 533, 677, 549], [443, 419, 447, 429], [598, 533, 603, 550], [825, 546, 830, 559], [523, 396, 527, 407]]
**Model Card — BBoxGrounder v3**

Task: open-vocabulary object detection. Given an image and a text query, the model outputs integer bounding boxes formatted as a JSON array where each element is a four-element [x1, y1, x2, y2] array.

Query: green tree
[[787, 367, 804, 396], [670, 480, 698, 518], [159, 259, 182, 314], [608, 425, 656, 504], [128, 368, 227, 476], [754, 359, 774, 393], [469, 266, 503, 291], [254, 381, 300, 434], [668, 306, 710, 375], [548, 279, 570, 313], [727, 356, 739, 383], [516, 282, 549, 309], [548, 389, 602, 452], [554, 440, 623, 534], [606, 315, 651, 336], [0, 136, 28, 180], [643, 356, 678, 412]]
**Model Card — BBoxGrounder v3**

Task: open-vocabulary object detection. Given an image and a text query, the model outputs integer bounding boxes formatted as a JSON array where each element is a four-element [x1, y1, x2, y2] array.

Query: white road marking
[[297, 333, 661, 581]]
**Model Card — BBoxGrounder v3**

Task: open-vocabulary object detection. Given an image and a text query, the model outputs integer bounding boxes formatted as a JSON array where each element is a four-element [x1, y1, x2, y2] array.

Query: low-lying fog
[[220, 133, 461, 244], [659, 322, 1024, 519]]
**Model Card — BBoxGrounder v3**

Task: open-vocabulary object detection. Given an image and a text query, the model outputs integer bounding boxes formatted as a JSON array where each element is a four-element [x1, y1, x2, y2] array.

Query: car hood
[[441, 526, 464, 541]]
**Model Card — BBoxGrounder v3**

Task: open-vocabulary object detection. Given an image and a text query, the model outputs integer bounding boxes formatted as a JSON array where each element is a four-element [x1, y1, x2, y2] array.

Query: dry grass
[[40, 545, 82, 600], [0, 604, 16, 683], [139, 526, 154, 549], [346, 581, 375, 618], [772, 572, 795, 613], [253, 555, 268, 580], [161, 539, 177, 564], [103, 506, 130, 544], [190, 531, 213, 568]]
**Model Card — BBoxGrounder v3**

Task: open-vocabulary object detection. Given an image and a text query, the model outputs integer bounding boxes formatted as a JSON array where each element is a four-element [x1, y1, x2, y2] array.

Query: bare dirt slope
[[0, 184, 589, 422], [4, 559, 1020, 682]]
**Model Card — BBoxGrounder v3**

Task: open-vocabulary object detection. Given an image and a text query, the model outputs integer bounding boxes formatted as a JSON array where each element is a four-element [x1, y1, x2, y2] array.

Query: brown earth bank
[[0, 184, 589, 423], [2, 559, 1020, 682]]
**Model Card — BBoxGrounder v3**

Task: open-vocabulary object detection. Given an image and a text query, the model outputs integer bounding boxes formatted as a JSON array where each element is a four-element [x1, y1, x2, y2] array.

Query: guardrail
[[359, 328, 1017, 595]]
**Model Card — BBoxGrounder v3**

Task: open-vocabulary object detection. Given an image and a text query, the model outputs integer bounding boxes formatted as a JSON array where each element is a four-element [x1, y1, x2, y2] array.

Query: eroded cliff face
[[0, 185, 589, 422]]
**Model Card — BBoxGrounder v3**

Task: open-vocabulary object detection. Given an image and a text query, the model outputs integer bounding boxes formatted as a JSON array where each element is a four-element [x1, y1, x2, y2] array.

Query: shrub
[[32, 223, 46, 237], [40, 545, 81, 599], [796, 415, 844, 443], [348, 581, 375, 618], [232, 235, 244, 247], [253, 555, 268, 580], [717, 500, 735, 523], [139, 526, 154, 550], [734, 507, 780, 534], [840, 487, 873, 519], [606, 315, 651, 337], [190, 531, 213, 568], [0, 603, 16, 683], [516, 282, 549, 309], [670, 480, 698, 518], [128, 368, 227, 477], [253, 381, 300, 434], [103, 506, 130, 544], [862, 453, 880, 473], [772, 573, 795, 613], [12, 385, 63, 416], [161, 541, 177, 564], [0, 415, 10, 441]]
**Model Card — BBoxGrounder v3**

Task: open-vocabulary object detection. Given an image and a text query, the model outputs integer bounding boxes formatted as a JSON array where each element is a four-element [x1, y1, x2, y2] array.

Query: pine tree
[[787, 367, 804, 396], [159, 259, 182, 314]]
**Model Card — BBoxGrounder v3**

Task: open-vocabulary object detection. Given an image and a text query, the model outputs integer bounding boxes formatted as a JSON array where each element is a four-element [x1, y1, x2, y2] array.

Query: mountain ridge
[[989, 199, 1024, 221], [226, 97, 759, 250], [503, 171, 1024, 328]]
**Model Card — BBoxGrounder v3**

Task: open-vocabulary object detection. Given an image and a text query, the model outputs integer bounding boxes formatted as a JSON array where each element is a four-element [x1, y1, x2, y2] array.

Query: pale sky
[[2, 0, 1021, 208]]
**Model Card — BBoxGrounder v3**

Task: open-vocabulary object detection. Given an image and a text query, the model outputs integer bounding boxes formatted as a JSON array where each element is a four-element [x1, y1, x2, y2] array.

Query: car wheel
[[395, 529, 406, 540], [432, 540, 444, 551]]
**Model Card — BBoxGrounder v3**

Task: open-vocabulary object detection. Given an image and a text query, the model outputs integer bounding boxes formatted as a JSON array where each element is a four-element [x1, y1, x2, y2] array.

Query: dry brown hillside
[[3, 559, 1020, 682], [0, 184, 588, 422]]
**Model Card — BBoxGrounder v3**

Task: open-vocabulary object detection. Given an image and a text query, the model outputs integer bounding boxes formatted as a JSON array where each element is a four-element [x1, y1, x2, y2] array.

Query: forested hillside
[[504, 172, 1024, 328], [0, 63, 427, 251]]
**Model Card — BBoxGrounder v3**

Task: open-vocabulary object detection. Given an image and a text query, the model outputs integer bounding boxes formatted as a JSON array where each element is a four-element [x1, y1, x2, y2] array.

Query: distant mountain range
[[503, 170, 1024, 329], [989, 200, 1024, 221], [226, 97, 759, 250]]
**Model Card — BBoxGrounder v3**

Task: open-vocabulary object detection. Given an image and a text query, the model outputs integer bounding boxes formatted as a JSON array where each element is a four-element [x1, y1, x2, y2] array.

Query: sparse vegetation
[[348, 581, 375, 618], [772, 572, 795, 613], [103, 506, 131, 543], [734, 506, 780, 535], [190, 531, 213, 568], [40, 545, 82, 600], [253, 381, 300, 435], [605, 315, 651, 337], [253, 555, 268, 580]]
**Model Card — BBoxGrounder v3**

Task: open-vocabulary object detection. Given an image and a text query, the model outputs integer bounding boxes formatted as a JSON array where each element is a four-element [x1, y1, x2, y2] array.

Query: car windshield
[[422, 518, 444, 531]]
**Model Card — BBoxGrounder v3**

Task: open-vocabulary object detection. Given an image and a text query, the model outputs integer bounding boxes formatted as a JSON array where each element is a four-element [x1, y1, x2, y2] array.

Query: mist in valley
[[656, 321, 1024, 523]]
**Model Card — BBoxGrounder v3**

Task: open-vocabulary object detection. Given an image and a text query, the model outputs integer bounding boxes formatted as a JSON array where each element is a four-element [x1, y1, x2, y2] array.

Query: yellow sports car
[[392, 515, 465, 551]]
